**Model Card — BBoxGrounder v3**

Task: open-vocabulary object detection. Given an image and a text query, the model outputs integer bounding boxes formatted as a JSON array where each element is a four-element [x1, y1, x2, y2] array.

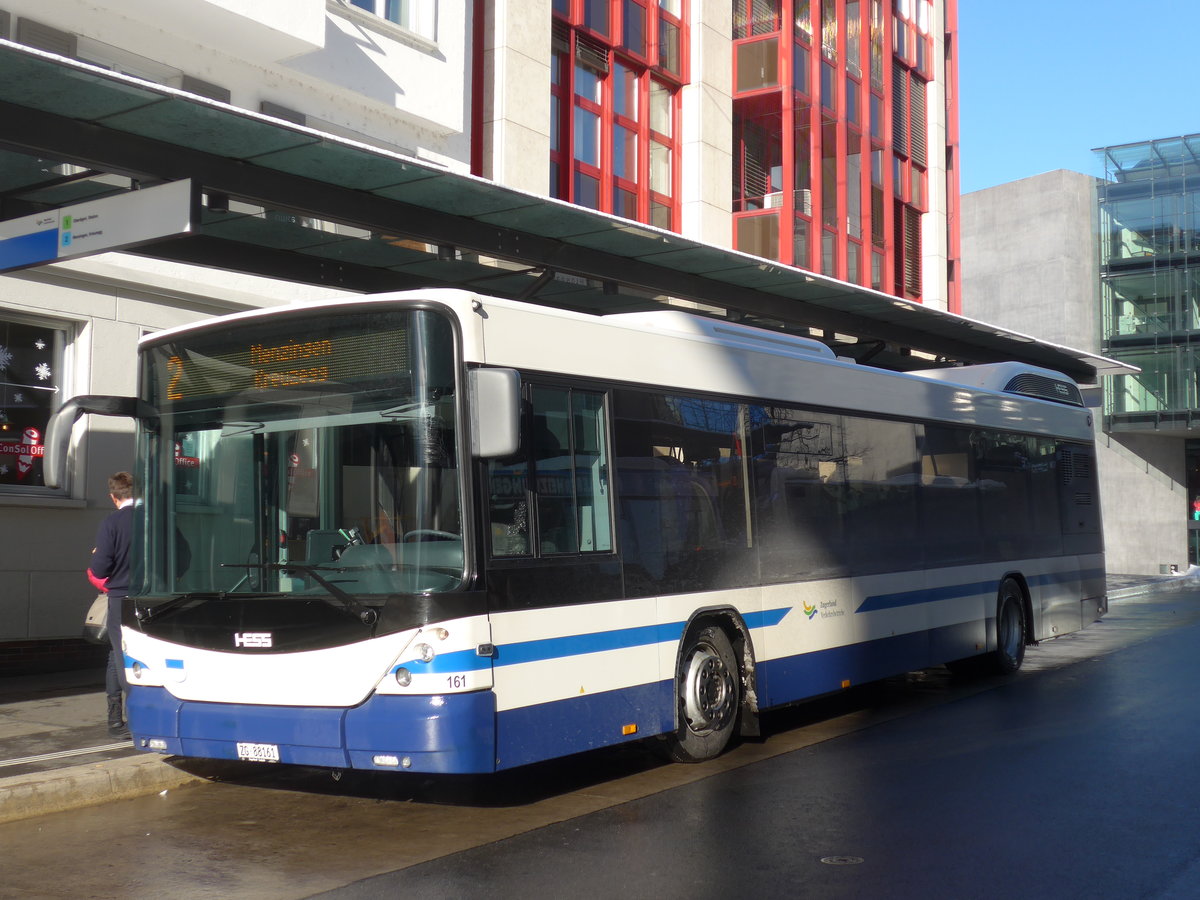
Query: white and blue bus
[[48, 289, 1105, 772]]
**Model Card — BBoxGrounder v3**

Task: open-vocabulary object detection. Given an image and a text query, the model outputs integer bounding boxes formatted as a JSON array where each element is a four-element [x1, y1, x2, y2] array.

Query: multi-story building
[[0, 0, 964, 661], [1097, 135, 1200, 565], [519, 0, 959, 308], [961, 142, 1200, 576]]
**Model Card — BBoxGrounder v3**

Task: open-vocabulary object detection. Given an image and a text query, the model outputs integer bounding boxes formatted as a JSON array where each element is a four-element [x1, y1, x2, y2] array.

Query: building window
[[349, 0, 437, 40], [552, 1, 686, 229], [0, 313, 67, 490]]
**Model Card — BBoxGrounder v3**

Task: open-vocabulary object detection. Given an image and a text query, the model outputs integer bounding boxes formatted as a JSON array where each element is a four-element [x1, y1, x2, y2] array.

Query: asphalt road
[[318, 592, 1200, 899], [4, 590, 1200, 900]]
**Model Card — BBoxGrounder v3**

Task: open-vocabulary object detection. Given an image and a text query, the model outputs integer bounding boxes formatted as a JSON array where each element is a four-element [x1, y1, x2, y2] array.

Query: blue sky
[[957, 1, 1200, 194]]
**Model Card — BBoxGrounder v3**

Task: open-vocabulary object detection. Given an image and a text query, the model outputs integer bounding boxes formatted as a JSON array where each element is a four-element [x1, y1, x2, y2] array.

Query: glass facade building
[[1099, 136, 1200, 431], [1098, 135, 1200, 565]]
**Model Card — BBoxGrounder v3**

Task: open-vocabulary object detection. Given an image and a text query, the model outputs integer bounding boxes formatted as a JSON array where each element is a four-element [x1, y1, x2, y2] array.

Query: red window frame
[[552, 0, 687, 230]]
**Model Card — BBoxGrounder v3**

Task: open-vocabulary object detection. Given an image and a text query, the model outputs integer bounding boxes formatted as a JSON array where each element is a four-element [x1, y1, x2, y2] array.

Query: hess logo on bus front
[[234, 632, 273, 648]]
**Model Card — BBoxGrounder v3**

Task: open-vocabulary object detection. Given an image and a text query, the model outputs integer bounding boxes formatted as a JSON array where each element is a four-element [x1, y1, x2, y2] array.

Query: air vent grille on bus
[[1074, 491, 1093, 507], [1002, 373, 1084, 407]]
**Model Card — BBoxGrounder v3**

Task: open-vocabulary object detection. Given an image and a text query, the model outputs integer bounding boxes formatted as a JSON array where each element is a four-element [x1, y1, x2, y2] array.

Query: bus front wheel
[[663, 624, 740, 763]]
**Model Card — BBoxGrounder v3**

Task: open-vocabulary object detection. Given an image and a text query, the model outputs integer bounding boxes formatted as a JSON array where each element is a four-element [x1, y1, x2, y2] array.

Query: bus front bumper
[[126, 686, 497, 775]]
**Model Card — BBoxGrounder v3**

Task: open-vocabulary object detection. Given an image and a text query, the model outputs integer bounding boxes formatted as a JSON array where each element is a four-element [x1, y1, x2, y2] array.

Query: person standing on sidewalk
[[88, 472, 134, 738]]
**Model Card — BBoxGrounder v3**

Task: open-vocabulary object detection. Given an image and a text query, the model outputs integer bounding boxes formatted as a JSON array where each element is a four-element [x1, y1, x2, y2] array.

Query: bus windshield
[[134, 307, 464, 620]]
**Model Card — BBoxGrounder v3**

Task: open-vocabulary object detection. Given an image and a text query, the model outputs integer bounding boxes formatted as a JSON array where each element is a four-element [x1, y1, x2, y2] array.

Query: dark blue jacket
[[91, 504, 133, 599]]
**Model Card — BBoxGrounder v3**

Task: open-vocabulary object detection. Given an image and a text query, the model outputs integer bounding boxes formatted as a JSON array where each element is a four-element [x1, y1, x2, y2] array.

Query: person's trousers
[[105, 593, 128, 702]]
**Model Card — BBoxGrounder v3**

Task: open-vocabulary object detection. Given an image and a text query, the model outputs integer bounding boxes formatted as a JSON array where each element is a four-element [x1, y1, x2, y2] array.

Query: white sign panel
[[0, 179, 193, 271]]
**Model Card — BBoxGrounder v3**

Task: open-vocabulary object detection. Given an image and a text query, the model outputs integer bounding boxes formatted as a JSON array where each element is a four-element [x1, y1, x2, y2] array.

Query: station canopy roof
[[0, 39, 1124, 384]]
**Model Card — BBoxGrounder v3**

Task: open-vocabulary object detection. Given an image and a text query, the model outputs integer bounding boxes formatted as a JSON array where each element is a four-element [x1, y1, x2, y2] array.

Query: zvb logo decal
[[803, 602, 818, 620], [234, 632, 273, 648]]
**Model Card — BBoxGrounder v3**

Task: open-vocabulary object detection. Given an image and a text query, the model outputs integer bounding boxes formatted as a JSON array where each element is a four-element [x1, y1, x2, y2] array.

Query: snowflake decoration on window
[[0, 345, 12, 370], [34, 339, 46, 351], [13, 393, 23, 404], [0, 465, 8, 476], [35, 362, 53, 381]]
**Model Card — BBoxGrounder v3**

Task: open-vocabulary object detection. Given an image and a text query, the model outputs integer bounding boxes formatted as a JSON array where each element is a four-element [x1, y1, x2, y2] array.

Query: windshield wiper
[[135, 591, 285, 623], [220, 562, 379, 626]]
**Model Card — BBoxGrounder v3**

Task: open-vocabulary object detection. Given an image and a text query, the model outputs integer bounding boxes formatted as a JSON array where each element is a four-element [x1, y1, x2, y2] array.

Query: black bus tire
[[990, 578, 1027, 675], [663, 624, 740, 763]]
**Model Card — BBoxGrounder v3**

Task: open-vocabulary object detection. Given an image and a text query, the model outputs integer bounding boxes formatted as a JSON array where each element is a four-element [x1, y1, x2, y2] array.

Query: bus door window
[[917, 425, 983, 566], [487, 385, 613, 558], [488, 451, 530, 557], [571, 390, 613, 553], [532, 387, 577, 554], [1028, 437, 1063, 555], [974, 430, 1035, 560]]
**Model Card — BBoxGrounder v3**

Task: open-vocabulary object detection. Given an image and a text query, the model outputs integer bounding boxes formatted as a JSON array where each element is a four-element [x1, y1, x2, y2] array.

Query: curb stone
[[0, 754, 203, 825]]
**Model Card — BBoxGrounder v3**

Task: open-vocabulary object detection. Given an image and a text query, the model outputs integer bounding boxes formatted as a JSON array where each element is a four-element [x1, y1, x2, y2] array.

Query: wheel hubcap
[[682, 642, 734, 734]]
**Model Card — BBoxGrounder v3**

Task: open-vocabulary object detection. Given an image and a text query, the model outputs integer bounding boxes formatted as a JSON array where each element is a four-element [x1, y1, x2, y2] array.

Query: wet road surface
[[3, 591, 1199, 900]]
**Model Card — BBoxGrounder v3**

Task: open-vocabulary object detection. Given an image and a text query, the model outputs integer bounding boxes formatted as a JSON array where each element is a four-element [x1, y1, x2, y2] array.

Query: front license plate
[[236, 741, 280, 763]]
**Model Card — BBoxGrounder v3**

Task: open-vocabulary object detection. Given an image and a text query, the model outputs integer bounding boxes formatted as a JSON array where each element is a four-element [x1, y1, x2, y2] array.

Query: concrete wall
[[961, 169, 1100, 352], [1096, 430, 1188, 575], [961, 170, 1186, 576], [920, 0, 951, 312], [679, 0, 733, 249], [478, 0, 552, 193]]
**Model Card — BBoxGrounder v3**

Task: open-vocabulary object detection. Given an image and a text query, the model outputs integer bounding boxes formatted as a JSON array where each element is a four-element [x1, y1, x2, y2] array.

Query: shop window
[[0, 314, 68, 490]]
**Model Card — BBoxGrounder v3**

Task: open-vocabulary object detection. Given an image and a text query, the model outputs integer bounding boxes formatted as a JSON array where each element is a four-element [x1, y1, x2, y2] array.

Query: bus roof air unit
[[912, 362, 1085, 407]]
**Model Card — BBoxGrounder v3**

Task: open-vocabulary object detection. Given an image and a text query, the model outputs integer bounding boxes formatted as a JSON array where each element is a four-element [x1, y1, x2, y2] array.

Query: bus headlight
[[414, 642, 434, 662], [394, 667, 412, 687]]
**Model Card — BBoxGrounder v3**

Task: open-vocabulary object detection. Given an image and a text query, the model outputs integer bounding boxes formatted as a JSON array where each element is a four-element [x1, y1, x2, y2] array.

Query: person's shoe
[[107, 697, 129, 738]]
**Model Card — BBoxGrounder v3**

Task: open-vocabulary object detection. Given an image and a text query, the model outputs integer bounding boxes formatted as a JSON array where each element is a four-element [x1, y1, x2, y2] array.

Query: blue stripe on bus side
[[856, 579, 997, 613], [856, 566, 1110, 613], [396, 606, 793, 675]]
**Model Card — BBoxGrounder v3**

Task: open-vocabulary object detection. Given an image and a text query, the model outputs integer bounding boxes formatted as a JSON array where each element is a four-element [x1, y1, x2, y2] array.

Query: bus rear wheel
[[990, 578, 1027, 675], [663, 624, 740, 763]]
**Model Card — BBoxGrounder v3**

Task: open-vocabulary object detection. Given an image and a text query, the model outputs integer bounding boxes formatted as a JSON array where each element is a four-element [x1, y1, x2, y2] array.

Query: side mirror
[[468, 368, 521, 458], [43, 395, 151, 489]]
